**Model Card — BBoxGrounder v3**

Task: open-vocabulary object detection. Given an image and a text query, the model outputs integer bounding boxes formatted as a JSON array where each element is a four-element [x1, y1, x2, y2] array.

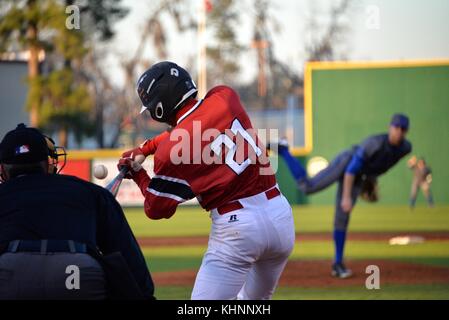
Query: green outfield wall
[[293, 61, 449, 205]]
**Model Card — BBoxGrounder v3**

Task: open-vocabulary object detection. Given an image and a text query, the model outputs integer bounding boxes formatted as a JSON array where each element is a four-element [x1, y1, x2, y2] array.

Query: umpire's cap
[[0, 123, 49, 165]]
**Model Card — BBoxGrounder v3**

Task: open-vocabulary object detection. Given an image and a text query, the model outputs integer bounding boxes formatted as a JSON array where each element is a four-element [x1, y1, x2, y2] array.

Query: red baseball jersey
[[132, 86, 277, 219]]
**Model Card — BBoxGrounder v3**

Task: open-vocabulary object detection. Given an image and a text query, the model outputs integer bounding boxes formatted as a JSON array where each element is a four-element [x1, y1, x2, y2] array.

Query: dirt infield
[[278, 260, 449, 287], [138, 231, 449, 247], [142, 232, 449, 288], [151, 259, 449, 288]]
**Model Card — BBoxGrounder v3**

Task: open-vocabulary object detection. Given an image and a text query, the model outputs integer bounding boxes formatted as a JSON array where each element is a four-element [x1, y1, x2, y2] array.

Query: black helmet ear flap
[[147, 83, 171, 122], [154, 102, 164, 120]]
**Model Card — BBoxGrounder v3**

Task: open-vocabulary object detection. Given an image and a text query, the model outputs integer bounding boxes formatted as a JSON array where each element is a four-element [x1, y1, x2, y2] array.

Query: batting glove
[[117, 157, 143, 179]]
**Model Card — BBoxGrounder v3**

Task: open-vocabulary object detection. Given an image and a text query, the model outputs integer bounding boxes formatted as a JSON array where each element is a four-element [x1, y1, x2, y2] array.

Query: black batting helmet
[[137, 61, 198, 123]]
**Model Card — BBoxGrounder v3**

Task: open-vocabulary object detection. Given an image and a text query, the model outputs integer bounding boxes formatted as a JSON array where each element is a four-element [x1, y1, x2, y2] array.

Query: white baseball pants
[[191, 186, 295, 300]]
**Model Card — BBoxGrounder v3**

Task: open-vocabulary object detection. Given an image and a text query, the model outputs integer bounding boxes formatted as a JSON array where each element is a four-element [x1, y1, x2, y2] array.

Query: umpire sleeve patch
[[148, 176, 195, 202]]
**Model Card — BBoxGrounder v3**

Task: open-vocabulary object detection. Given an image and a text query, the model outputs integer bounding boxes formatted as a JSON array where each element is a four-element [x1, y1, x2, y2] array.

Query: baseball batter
[[271, 114, 412, 278], [118, 61, 295, 300]]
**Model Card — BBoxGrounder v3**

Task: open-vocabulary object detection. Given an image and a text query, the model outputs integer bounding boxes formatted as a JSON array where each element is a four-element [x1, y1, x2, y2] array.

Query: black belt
[[5, 240, 88, 254]]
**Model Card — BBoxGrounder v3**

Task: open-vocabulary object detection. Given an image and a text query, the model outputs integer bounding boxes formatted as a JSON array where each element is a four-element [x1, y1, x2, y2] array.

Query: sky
[[106, 0, 449, 86]]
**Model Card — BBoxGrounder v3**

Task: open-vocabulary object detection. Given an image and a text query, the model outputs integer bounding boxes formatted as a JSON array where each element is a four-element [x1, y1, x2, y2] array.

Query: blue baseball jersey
[[346, 134, 412, 176]]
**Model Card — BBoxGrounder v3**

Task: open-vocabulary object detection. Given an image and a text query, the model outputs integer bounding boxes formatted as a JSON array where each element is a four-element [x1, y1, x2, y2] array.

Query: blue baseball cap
[[390, 114, 409, 130]]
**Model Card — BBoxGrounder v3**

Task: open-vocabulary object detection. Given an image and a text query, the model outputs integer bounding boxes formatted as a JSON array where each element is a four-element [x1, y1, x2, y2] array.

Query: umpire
[[0, 124, 154, 300]]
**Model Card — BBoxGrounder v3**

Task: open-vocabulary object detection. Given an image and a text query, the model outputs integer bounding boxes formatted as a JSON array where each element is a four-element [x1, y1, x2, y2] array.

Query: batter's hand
[[117, 157, 143, 179], [341, 197, 353, 213]]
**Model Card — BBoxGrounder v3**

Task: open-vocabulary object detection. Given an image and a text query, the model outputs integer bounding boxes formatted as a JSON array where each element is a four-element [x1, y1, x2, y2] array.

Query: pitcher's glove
[[360, 176, 379, 202]]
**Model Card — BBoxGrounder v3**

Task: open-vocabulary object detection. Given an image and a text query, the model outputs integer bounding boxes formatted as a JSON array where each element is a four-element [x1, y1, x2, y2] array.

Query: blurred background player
[[270, 114, 412, 278], [117, 61, 295, 300], [0, 124, 154, 300], [407, 156, 434, 209]]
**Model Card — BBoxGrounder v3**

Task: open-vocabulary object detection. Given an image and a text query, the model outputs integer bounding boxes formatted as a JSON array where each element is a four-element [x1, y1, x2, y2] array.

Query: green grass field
[[125, 205, 449, 300]]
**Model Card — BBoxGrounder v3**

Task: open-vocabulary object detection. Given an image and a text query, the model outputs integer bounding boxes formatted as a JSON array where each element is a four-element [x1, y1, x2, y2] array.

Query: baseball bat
[[106, 154, 146, 197], [105, 166, 129, 197]]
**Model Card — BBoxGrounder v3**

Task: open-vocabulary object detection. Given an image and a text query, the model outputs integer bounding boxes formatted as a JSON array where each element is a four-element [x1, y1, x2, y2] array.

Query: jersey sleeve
[[345, 136, 383, 175], [345, 148, 364, 175], [204, 85, 242, 109], [138, 152, 195, 220], [359, 135, 384, 159], [204, 85, 235, 99]]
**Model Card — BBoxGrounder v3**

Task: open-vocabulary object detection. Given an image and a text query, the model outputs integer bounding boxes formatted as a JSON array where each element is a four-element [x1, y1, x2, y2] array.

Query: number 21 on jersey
[[210, 119, 262, 175]]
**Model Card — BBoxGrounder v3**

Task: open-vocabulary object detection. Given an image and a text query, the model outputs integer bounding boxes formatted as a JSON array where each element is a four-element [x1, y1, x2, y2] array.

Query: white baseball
[[93, 164, 108, 180]]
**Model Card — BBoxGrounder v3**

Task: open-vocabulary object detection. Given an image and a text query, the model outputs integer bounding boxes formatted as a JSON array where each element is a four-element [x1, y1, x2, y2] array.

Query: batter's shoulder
[[204, 85, 240, 101]]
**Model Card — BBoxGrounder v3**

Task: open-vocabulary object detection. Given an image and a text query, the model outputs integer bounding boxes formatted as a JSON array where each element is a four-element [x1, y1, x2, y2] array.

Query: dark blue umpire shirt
[[0, 172, 154, 299]]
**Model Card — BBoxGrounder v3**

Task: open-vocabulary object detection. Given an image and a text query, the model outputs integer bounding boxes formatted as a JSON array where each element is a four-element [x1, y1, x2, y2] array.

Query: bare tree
[[101, 0, 197, 148], [305, 0, 352, 61], [206, 0, 243, 87], [237, 0, 302, 111]]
